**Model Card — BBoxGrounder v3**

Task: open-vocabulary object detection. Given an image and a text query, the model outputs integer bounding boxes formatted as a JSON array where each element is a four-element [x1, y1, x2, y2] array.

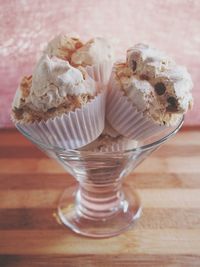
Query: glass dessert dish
[[16, 116, 184, 238]]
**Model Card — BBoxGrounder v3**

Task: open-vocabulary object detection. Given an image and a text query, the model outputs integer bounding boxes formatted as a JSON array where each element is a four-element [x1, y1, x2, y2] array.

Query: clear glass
[[16, 116, 184, 238]]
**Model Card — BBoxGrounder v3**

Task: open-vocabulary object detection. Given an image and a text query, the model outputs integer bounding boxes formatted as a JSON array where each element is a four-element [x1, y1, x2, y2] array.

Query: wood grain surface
[[0, 129, 200, 267]]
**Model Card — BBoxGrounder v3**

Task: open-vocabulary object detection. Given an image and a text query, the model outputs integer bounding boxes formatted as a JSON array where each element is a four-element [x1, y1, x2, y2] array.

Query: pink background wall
[[0, 0, 199, 128]]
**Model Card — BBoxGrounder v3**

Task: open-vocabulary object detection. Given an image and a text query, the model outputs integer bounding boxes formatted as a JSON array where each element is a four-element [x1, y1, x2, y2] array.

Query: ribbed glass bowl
[[16, 116, 184, 238]]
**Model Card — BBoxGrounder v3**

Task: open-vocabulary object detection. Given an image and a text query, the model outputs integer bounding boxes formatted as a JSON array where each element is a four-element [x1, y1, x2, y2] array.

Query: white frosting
[[156, 65, 193, 112], [12, 76, 32, 109], [71, 37, 114, 66], [128, 43, 172, 63], [160, 65, 193, 95], [140, 44, 168, 61], [44, 36, 114, 67], [44, 35, 82, 60], [12, 86, 24, 109], [127, 43, 175, 76], [124, 78, 155, 112], [44, 35, 63, 57], [13, 55, 96, 112]]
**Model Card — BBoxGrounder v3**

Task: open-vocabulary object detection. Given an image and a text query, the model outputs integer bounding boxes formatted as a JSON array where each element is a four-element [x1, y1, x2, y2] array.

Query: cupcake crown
[[126, 44, 193, 120]]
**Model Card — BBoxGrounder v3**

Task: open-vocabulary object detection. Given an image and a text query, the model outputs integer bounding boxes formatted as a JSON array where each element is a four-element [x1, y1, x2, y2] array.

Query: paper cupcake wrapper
[[80, 135, 138, 152], [17, 90, 106, 150], [97, 138, 138, 152], [106, 79, 166, 140], [102, 120, 121, 138], [85, 61, 113, 85]]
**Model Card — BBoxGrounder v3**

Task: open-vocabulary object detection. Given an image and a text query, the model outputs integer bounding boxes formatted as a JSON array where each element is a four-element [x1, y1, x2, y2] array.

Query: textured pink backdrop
[[0, 0, 199, 128]]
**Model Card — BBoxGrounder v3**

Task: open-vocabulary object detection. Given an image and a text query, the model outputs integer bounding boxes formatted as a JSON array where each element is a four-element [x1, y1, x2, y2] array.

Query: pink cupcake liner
[[17, 90, 106, 150], [85, 61, 113, 85], [97, 138, 138, 152], [80, 134, 138, 153], [102, 120, 121, 138], [106, 80, 166, 140]]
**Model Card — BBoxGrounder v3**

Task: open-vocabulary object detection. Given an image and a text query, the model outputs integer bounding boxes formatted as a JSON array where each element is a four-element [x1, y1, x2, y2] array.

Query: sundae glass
[[16, 116, 183, 238]]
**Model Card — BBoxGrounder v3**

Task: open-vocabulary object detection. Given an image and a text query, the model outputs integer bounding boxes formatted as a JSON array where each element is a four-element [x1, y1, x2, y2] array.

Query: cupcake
[[106, 43, 193, 140], [12, 35, 113, 149], [44, 35, 114, 83], [80, 121, 138, 152], [11, 35, 115, 149], [12, 55, 97, 123]]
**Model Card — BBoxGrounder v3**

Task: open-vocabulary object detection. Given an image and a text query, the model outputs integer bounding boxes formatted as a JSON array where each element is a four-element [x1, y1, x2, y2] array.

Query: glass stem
[[76, 180, 124, 220]]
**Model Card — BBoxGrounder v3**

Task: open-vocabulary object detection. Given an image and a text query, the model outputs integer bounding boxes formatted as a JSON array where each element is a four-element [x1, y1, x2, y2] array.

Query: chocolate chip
[[167, 96, 177, 106], [132, 60, 137, 71], [140, 74, 149, 80], [48, 107, 56, 113], [166, 96, 178, 112], [154, 82, 166, 95], [166, 107, 177, 112]]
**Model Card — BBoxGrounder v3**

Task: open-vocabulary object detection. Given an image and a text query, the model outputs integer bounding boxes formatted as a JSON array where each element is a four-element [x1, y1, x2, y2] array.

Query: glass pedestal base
[[57, 185, 142, 238]]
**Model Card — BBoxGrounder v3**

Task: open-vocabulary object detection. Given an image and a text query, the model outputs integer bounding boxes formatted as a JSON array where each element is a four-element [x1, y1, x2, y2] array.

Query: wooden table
[[0, 129, 200, 266]]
